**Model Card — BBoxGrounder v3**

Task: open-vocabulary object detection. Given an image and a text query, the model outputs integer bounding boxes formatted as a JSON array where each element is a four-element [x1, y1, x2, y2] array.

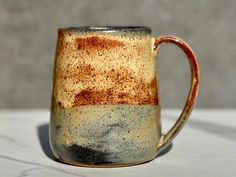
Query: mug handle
[[154, 36, 200, 153]]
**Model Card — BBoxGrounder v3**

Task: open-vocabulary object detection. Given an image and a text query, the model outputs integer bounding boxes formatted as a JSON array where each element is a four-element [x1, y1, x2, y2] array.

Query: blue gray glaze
[[50, 105, 161, 165]]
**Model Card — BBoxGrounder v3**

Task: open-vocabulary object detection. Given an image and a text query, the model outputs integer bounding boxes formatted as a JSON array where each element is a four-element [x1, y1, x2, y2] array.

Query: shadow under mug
[[50, 26, 200, 167]]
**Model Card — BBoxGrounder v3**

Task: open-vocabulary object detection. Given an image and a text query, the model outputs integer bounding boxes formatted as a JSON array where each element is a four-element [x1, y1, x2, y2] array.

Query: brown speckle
[[149, 78, 157, 89], [58, 101, 64, 108]]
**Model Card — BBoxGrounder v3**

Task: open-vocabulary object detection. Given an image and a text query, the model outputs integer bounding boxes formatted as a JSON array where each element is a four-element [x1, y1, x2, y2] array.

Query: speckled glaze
[[50, 26, 200, 167], [51, 104, 160, 165], [52, 27, 158, 108]]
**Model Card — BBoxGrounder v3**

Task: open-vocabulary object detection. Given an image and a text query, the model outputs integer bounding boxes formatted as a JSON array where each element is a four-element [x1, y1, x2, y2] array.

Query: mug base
[[53, 153, 155, 168]]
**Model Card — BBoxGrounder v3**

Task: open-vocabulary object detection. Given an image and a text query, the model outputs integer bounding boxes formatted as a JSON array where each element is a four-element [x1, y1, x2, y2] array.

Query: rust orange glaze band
[[53, 30, 159, 108]]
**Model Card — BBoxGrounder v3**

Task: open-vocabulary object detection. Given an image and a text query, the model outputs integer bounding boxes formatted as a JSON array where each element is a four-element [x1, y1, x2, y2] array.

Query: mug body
[[50, 26, 161, 166]]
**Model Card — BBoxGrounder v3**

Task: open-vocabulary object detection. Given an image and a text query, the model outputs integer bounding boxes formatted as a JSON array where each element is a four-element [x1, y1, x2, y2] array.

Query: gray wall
[[0, 0, 235, 108]]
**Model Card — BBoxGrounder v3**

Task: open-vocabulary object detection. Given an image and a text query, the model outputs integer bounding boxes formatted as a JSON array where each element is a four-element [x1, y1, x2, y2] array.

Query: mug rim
[[59, 26, 151, 33]]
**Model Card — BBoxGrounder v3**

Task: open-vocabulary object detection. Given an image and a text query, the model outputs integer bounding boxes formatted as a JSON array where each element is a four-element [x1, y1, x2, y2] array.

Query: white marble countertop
[[0, 109, 236, 177]]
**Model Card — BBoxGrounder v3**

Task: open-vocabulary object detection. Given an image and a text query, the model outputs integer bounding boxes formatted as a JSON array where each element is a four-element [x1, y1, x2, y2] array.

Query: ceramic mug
[[50, 26, 200, 167]]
